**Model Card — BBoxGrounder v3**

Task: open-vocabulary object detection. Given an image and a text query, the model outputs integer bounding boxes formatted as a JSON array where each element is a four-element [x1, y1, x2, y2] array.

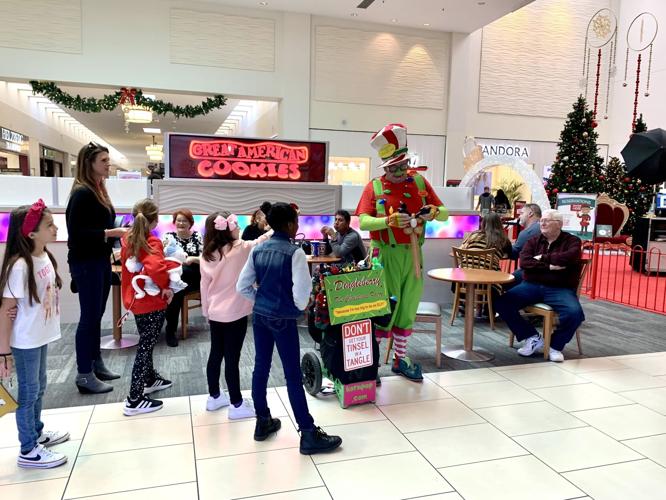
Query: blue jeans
[[70, 257, 111, 373], [251, 313, 314, 432], [495, 282, 585, 352], [12, 345, 48, 454]]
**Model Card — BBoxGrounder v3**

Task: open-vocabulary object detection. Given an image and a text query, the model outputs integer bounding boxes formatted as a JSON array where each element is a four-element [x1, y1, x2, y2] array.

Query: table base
[[100, 334, 140, 350], [442, 344, 495, 362]]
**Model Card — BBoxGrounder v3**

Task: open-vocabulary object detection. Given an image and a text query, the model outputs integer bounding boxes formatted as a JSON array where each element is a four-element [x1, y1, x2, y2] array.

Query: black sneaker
[[254, 414, 281, 441], [144, 373, 172, 395], [299, 426, 342, 455], [123, 396, 163, 416]]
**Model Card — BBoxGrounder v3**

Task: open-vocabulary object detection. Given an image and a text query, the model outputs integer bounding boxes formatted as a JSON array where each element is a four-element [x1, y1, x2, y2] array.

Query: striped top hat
[[371, 123, 409, 168]]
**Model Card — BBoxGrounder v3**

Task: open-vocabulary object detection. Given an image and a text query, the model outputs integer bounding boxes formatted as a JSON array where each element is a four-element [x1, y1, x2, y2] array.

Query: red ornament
[[624, 177, 631, 182], [592, 121, 598, 128], [598, 175, 605, 181], [552, 188, 559, 194]]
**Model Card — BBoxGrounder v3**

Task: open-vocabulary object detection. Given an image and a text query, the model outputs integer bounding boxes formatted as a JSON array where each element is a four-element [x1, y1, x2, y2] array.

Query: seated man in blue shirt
[[509, 203, 542, 287], [321, 210, 367, 264]]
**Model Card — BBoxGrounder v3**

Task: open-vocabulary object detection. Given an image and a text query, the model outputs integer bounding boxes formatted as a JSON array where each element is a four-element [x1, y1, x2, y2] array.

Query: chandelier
[[145, 136, 163, 162], [122, 104, 153, 132]]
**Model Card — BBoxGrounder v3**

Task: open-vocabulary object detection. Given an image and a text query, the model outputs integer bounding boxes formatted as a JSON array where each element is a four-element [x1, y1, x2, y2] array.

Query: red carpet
[[582, 251, 666, 315]]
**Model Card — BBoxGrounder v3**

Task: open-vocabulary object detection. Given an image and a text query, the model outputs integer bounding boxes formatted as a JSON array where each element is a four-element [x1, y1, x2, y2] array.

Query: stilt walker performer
[[356, 123, 448, 381]]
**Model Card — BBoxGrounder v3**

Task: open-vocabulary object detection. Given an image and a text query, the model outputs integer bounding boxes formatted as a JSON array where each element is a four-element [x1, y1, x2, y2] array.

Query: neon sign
[[168, 133, 327, 182]]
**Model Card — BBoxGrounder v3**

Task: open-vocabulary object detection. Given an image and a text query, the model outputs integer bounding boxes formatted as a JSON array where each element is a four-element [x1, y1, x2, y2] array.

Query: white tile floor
[[2, 353, 666, 499]]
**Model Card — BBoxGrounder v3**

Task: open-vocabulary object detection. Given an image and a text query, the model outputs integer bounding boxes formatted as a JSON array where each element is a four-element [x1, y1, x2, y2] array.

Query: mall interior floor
[[23, 297, 666, 410]]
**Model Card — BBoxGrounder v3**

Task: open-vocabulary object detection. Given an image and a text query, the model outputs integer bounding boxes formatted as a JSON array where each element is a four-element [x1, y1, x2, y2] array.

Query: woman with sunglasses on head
[[66, 143, 127, 394]]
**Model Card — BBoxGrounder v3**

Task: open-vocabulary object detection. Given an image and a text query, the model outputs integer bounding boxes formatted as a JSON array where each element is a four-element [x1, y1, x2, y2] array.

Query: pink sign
[[341, 380, 376, 407], [342, 319, 373, 371]]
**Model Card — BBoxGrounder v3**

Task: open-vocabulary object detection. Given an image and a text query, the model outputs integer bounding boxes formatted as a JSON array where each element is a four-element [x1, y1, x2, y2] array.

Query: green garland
[[29, 81, 227, 119]]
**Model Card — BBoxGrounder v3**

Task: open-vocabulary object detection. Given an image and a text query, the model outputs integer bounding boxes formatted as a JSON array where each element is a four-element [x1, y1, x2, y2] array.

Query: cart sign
[[167, 133, 327, 182], [324, 269, 390, 325], [342, 319, 373, 371]]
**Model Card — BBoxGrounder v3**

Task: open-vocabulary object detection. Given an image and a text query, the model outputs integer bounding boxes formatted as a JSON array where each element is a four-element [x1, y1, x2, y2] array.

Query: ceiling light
[[477, 1, 486, 4], [391, 18, 398, 23], [350, 13, 358, 17], [423, 23, 430, 26], [258, 1, 268, 5], [143, 127, 161, 134]]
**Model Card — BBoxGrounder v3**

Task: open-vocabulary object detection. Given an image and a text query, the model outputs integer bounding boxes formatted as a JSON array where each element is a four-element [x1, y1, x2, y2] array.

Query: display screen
[[0, 213, 479, 243], [168, 133, 328, 183]]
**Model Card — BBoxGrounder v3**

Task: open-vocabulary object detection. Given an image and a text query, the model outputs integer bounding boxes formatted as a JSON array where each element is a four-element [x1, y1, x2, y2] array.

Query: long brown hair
[[202, 211, 237, 262], [478, 212, 510, 251], [0, 206, 62, 307], [71, 142, 113, 210], [126, 199, 159, 258]]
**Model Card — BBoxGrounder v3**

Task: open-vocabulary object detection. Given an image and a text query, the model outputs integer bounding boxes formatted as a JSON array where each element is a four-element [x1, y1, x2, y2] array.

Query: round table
[[103, 265, 140, 349], [428, 268, 514, 362]]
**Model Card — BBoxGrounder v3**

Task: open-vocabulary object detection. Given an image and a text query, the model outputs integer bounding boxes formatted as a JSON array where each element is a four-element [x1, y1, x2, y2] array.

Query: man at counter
[[495, 209, 584, 363], [356, 123, 448, 381], [321, 210, 367, 264]]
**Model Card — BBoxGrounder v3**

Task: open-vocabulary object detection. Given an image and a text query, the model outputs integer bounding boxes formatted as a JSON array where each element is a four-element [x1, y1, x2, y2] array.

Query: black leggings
[[206, 317, 248, 404], [130, 310, 166, 400]]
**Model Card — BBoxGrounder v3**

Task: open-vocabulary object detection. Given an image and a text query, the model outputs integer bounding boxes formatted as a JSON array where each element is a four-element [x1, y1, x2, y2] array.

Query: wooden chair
[[384, 302, 443, 368], [450, 247, 499, 330], [181, 291, 201, 339], [510, 259, 590, 358]]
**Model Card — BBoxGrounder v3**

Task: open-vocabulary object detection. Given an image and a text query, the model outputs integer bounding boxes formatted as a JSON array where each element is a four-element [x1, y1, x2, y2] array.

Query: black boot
[[165, 330, 179, 348], [254, 414, 281, 441], [299, 426, 342, 455], [93, 358, 120, 381]]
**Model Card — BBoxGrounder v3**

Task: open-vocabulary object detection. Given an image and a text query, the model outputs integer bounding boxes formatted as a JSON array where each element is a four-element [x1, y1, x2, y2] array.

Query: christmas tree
[[602, 156, 626, 201], [545, 96, 605, 206]]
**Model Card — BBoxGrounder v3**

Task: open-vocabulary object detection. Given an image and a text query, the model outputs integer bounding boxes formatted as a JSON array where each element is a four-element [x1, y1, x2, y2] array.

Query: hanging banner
[[342, 319, 373, 371], [167, 133, 328, 182], [324, 269, 390, 325], [556, 193, 597, 241]]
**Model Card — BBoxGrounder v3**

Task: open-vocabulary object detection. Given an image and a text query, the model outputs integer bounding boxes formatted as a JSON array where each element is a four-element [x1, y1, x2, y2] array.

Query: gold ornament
[[592, 14, 612, 39]]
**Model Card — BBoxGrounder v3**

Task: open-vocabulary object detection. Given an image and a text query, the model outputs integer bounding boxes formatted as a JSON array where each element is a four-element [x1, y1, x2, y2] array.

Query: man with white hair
[[495, 209, 584, 362]]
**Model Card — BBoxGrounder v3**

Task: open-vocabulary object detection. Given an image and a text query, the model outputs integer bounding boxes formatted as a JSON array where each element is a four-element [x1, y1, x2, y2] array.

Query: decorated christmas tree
[[545, 96, 605, 206], [602, 156, 626, 201]]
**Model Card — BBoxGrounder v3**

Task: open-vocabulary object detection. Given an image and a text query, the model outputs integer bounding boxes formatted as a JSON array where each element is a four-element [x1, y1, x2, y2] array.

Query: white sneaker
[[228, 399, 256, 420], [517, 335, 544, 356], [549, 348, 564, 362], [206, 392, 230, 412], [17, 444, 67, 469], [37, 430, 70, 447]]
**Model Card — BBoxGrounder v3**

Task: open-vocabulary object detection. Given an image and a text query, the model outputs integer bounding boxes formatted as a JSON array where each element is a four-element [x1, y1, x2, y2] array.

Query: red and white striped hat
[[370, 123, 409, 168]]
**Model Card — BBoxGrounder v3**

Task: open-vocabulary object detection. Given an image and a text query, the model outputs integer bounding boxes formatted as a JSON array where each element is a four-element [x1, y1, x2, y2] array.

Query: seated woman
[[242, 201, 271, 241], [457, 212, 512, 316], [164, 208, 203, 347], [461, 212, 512, 270]]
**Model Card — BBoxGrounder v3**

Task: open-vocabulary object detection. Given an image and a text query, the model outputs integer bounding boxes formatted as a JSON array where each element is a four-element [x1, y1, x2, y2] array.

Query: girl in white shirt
[[0, 200, 70, 469]]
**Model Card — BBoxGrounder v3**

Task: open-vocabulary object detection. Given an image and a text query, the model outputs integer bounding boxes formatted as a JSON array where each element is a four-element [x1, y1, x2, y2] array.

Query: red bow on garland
[[119, 87, 137, 106]]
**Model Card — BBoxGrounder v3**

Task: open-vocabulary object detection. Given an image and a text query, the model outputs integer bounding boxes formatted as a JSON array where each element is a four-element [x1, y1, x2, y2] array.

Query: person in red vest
[[356, 124, 448, 381]]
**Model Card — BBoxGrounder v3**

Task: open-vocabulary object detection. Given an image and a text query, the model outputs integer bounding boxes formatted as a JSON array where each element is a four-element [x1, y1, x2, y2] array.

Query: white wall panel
[[0, 0, 81, 53], [170, 8, 276, 72], [313, 25, 449, 110], [479, 0, 611, 118]]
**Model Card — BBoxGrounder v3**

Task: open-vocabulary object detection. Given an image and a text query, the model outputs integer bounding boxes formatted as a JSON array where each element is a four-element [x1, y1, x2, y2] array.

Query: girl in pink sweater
[[200, 211, 272, 418]]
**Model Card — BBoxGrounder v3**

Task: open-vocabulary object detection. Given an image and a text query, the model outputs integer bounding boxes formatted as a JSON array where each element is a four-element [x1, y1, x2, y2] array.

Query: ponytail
[[126, 199, 159, 257]]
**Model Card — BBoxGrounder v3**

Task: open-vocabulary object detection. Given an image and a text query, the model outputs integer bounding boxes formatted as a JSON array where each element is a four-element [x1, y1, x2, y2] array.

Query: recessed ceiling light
[[477, 1, 486, 5], [143, 127, 161, 134], [423, 23, 430, 26], [259, 1, 268, 5], [350, 12, 358, 17], [391, 18, 398, 23]]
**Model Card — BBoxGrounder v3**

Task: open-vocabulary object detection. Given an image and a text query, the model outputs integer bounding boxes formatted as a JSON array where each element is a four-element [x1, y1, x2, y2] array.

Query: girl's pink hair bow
[[214, 214, 238, 231]]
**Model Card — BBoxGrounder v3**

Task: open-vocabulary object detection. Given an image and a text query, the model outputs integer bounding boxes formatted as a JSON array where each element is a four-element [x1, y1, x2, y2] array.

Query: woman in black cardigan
[[66, 143, 127, 394]]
